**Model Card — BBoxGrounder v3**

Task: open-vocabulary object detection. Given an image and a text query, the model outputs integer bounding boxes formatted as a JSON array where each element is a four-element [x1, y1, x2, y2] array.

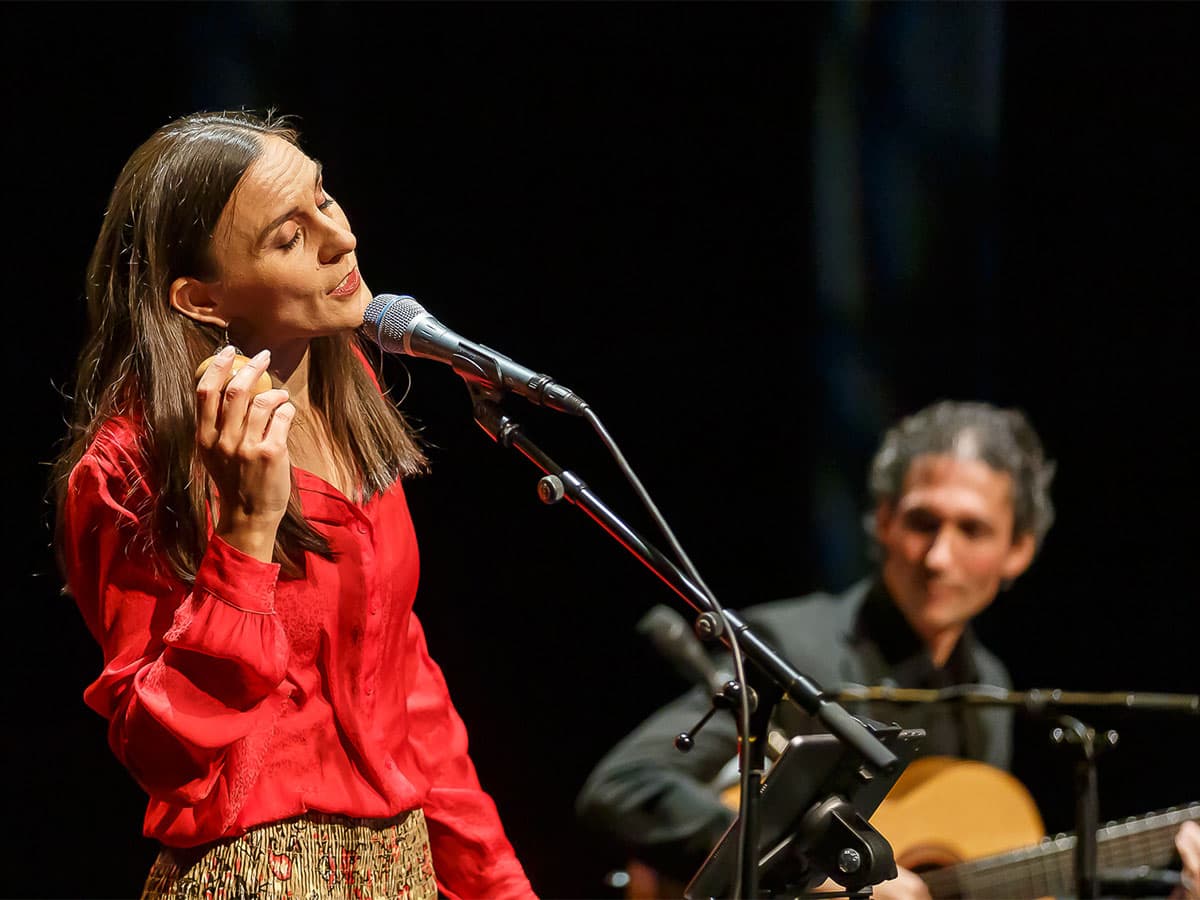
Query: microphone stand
[[1052, 716, 1112, 899], [464, 384, 899, 898]]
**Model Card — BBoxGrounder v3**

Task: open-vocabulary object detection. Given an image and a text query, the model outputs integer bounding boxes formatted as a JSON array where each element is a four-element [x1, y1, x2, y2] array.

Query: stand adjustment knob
[[838, 848, 862, 874], [674, 706, 718, 754], [537, 475, 565, 504], [694, 611, 724, 640], [713, 679, 758, 712]]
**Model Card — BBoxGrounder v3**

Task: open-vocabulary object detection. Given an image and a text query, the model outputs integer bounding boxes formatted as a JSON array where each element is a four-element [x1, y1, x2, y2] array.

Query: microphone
[[637, 604, 730, 695], [361, 294, 588, 415]]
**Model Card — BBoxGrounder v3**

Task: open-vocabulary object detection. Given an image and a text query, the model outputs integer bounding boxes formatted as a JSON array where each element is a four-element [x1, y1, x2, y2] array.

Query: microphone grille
[[362, 294, 426, 352]]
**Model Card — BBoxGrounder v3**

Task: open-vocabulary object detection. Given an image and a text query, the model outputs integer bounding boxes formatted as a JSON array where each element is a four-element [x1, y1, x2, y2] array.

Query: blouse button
[[355, 523, 368, 535]]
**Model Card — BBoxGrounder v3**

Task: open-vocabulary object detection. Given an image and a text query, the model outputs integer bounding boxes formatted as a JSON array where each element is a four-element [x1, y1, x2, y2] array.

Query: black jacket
[[574, 579, 1013, 881]]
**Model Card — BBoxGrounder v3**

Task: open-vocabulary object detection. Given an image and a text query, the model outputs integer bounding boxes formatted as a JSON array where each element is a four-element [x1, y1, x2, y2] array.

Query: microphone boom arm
[[467, 384, 899, 774]]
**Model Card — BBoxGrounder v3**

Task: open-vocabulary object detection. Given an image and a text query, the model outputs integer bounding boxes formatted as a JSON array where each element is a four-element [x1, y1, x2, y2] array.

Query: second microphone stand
[[835, 685, 1200, 899]]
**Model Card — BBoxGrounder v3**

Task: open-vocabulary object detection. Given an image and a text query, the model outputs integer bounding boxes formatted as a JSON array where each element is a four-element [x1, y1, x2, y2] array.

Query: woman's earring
[[220, 324, 240, 356]]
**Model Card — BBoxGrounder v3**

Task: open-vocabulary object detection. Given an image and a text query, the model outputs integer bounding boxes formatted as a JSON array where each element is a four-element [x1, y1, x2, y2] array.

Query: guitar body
[[870, 756, 1045, 871], [623, 755, 1196, 897], [624, 755, 1044, 898]]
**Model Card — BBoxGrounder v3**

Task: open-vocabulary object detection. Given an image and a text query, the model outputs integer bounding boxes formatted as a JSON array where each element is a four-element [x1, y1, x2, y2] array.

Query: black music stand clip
[[684, 725, 924, 899]]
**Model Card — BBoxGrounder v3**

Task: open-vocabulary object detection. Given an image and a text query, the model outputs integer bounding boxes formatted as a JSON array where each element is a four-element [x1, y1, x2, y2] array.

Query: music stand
[[685, 726, 924, 899]]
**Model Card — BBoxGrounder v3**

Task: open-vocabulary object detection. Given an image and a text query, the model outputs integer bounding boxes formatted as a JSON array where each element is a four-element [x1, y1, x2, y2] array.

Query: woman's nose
[[319, 219, 357, 264]]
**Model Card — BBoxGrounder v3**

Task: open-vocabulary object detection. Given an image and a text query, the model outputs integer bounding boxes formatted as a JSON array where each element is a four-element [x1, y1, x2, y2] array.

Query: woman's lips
[[330, 267, 361, 297]]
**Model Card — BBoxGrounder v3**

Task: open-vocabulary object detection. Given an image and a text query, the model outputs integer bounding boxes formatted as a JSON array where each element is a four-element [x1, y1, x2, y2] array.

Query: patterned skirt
[[141, 809, 437, 900]]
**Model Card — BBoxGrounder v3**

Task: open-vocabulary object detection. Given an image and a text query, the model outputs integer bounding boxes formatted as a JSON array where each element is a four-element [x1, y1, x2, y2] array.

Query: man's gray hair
[[868, 400, 1056, 547]]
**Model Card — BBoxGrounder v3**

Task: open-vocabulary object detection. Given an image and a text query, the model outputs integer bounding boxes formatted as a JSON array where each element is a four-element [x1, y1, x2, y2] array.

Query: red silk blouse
[[62, 415, 534, 899]]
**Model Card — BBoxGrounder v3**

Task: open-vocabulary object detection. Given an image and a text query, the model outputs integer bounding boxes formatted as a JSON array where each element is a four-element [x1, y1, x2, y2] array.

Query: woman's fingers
[[262, 395, 297, 455], [194, 346, 292, 536], [214, 349, 272, 454], [243, 389, 294, 446], [195, 345, 237, 448]]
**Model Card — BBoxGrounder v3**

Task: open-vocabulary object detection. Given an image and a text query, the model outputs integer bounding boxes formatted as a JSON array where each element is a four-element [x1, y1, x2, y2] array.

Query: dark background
[[4, 2, 1199, 897]]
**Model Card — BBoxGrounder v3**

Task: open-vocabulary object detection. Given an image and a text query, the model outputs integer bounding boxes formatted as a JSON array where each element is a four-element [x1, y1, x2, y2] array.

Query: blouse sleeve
[[63, 449, 291, 812], [403, 611, 536, 899]]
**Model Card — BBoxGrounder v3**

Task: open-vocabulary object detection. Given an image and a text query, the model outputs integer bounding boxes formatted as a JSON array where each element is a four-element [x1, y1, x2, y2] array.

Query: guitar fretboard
[[920, 803, 1200, 899]]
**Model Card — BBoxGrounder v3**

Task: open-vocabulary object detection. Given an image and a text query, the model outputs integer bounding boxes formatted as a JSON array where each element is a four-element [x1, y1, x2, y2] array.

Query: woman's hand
[[195, 346, 296, 563]]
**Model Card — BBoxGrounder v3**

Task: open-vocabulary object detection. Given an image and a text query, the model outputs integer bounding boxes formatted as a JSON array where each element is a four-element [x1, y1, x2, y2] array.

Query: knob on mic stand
[[674, 679, 758, 754]]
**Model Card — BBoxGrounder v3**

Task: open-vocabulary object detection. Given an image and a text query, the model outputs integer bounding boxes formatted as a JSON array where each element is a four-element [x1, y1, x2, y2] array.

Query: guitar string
[[918, 805, 1199, 898], [960, 827, 1148, 898], [952, 811, 1191, 897]]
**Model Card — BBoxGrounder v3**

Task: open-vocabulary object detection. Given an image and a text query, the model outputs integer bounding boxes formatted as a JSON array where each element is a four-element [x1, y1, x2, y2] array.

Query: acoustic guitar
[[625, 756, 1199, 898]]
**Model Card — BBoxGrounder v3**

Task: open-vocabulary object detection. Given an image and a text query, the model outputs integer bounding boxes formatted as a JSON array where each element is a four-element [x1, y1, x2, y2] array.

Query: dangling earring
[[220, 323, 240, 356]]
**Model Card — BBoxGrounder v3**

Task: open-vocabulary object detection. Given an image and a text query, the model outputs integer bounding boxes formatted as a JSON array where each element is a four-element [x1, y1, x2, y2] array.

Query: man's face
[[876, 454, 1036, 644]]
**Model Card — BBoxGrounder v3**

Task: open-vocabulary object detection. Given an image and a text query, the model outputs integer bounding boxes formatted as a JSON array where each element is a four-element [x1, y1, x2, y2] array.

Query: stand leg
[[738, 668, 782, 899], [1052, 715, 1117, 900], [1074, 754, 1099, 899]]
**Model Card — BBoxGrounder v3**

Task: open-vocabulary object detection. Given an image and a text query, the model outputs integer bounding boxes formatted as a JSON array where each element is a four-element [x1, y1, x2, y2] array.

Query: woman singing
[[52, 110, 535, 899]]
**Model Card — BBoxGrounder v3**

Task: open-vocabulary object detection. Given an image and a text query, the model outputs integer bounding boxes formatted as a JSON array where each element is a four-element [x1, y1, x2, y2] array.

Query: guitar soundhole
[[898, 844, 961, 873], [909, 862, 945, 874]]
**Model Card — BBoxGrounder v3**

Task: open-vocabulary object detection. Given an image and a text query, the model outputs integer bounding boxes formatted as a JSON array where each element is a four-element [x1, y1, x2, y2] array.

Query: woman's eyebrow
[[255, 160, 325, 246]]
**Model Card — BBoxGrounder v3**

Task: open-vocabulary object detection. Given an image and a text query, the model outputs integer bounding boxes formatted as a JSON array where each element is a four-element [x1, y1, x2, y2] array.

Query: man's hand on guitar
[[815, 867, 930, 900], [869, 866, 933, 900], [1174, 821, 1200, 900]]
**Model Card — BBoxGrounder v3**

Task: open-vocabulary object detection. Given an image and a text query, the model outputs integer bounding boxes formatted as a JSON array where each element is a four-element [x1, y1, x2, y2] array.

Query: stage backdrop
[[3, 4, 1198, 897]]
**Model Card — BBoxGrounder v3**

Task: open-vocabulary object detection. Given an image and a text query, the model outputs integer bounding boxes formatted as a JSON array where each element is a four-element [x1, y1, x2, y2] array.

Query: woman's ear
[[169, 276, 226, 327]]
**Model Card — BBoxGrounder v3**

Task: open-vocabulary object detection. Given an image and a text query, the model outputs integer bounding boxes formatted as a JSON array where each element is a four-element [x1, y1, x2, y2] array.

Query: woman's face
[[201, 135, 371, 350]]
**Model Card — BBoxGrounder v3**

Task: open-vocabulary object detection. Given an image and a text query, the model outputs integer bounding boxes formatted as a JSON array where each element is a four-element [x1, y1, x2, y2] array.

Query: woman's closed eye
[[280, 194, 336, 249], [316, 181, 335, 211]]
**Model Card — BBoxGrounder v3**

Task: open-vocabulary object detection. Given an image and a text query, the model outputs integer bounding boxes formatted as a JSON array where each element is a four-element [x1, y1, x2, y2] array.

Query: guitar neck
[[920, 803, 1200, 899]]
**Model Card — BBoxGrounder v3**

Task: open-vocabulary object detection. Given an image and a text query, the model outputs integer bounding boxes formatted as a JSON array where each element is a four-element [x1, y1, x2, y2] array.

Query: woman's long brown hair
[[52, 111, 426, 582]]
